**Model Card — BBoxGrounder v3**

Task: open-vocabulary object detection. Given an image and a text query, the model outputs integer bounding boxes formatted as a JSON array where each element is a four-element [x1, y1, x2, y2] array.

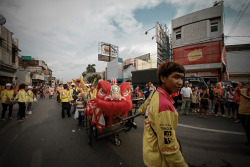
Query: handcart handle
[[114, 113, 141, 122]]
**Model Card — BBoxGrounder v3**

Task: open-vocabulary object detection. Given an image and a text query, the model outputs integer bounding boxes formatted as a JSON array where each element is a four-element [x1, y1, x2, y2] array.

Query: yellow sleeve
[[138, 97, 150, 115], [150, 103, 188, 166], [138, 91, 155, 115], [0, 91, 4, 100], [15, 92, 19, 100]]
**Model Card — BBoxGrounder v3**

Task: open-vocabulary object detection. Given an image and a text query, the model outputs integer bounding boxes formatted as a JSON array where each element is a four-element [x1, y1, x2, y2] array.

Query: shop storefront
[[173, 41, 226, 82]]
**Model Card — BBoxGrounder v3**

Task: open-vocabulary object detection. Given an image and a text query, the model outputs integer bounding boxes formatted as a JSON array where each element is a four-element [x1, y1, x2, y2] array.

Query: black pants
[[235, 103, 240, 119], [78, 111, 85, 125], [18, 102, 26, 120], [1, 103, 13, 119], [215, 102, 225, 115], [62, 102, 71, 118], [240, 115, 250, 144]]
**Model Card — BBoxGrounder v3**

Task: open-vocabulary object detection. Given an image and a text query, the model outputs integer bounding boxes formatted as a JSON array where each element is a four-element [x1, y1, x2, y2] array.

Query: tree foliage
[[87, 74, 101, 85], [86, 64, 96, 73]]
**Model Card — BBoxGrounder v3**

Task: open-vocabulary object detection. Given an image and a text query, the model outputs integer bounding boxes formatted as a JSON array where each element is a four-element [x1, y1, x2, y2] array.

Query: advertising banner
[[26, 66, 42, 72], [173, 41, 222, 65], [98, 42, 119, 62]]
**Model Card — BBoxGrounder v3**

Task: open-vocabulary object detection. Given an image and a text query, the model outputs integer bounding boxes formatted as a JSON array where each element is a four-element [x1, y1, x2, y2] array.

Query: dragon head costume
[[85, 79, 132, 132]]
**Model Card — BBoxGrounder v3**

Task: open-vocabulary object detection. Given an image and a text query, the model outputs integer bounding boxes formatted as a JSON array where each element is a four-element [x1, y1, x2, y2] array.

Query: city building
[[123, 53, 157, 71], [44, 67, 53, 85], [172, 3, 226, 83], [226, 44, 250, 82], [122, 53, 157, 81], [18, 58, 48, 86], [0, 25, 20, 85], [107, 57, 123, 82]]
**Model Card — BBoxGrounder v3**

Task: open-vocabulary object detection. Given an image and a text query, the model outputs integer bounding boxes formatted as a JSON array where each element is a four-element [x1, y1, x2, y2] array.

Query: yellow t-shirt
[[1, 89, 15, 103], [15, 89, 28, 103], [27, 90, 34, 102], [60, 89, 70, 102]]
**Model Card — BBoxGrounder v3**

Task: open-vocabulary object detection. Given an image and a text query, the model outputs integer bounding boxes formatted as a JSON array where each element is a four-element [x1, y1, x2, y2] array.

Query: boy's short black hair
[[157, 61, 185, 86], [19, 83, 26, 90], [63, 84, 68, 89]]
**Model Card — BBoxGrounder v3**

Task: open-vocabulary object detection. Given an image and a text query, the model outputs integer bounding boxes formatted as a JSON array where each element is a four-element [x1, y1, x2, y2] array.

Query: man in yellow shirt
[[60, 84, 71, 118], [238, 82, 250, 150], [139, 61, 188, 167], [1, 83, 15, 120]]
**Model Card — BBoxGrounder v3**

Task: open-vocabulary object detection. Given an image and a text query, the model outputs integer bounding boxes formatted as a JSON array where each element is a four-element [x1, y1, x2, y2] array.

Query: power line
[[225, 36, 250, 37], [226, 0, 250, 43]]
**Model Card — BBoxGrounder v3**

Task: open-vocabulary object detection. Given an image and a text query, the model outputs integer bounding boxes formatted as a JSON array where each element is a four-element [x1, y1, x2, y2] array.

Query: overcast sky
[[1, 0, 249, 82]]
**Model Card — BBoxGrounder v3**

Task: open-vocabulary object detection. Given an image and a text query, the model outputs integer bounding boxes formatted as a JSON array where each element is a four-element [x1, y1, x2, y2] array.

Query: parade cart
[[84, 79, 142, 146], [85, 111, 140, 146]]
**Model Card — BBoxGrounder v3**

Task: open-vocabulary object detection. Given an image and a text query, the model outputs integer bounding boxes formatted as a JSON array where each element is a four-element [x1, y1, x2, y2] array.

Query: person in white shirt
[[226, 86, 235, 118], [180, 81, 192, 115]]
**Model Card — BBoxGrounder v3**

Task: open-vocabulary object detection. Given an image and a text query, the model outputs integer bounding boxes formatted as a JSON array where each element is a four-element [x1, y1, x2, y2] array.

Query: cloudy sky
[[1, 0, 249, 82]]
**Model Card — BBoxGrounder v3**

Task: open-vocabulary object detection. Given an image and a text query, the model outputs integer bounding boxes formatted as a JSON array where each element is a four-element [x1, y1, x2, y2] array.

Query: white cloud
[[1, 0, 249, 82]]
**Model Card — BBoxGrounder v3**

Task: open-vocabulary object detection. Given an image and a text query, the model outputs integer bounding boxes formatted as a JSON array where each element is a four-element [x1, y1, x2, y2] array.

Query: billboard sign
[[173, 41, 222, 65], [98, 54, 116, 62], [98, 42, 119, 62], [26, 66, 42, 73]]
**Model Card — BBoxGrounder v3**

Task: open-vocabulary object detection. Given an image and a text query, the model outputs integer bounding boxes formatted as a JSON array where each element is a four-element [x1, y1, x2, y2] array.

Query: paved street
[[0, 95, 250, 167]]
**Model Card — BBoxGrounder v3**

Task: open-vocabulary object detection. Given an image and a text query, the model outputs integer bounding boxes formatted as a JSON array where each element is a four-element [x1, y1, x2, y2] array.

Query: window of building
[[211, 22, 218, 32], [12, 48, 16, 63], [176, 31, 181, 40]]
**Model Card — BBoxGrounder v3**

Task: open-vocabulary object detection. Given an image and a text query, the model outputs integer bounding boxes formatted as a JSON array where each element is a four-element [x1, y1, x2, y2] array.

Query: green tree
[[86, 64, 96, 73]]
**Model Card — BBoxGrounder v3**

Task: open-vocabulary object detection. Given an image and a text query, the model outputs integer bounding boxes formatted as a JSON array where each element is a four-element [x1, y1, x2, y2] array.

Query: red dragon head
[[95, 80, 132, 116]]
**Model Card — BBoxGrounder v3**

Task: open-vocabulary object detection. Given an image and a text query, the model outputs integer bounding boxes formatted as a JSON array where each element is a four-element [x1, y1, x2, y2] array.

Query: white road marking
[[178, 124, 245, 135]]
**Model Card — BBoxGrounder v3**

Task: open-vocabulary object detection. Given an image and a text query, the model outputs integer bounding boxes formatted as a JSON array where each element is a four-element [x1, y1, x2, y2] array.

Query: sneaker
[[2, 118, 6, 121], [228, 116, 231, 119], [215, 114, 219, 117], [222, 114, 226, 117], [9, 117, 13, 120], [234, 119, 240, 123]]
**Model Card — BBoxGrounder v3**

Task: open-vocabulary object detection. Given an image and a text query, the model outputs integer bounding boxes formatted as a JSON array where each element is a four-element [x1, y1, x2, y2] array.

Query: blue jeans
[[226, 101, 235, 116], [27, 102, 32, 111], [210, 99, 214, 112]]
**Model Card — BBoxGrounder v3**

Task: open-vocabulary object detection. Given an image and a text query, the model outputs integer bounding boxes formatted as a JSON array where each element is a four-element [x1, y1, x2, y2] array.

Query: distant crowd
[[130, 80, 249, 123], [0, 83, 55, 122]]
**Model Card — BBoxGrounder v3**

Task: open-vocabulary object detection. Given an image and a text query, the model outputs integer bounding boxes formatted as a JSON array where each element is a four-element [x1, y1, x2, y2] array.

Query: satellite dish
[[0, 15, 6, 25]]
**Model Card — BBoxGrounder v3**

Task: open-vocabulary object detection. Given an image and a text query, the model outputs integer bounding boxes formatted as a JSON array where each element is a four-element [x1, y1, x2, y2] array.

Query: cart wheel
[[114, 137, 122, 146]]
